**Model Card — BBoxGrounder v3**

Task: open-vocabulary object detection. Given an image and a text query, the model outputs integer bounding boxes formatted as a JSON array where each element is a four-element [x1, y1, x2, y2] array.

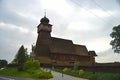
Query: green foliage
[[79, 69, 85, 77], [53, 68, 79, 77], [22, 60, 53, 78], [53, 68, 120, 80], [32, 70, 53, 78], [23, 60, 40, 70], [11, 59, 17, 64], [88, 72, 120, 80], [17, 66, 24, 71], [110, 25, 120, 53], [74, 61, 80, 70], [63, 67, 68, 72], [15, 45, 30, 65], [0, 59, 8, 68], [89, 74, 97, 80], [0, 68, 32, 78], [0, 67, 53, 79], [0, 59, 53, 79]]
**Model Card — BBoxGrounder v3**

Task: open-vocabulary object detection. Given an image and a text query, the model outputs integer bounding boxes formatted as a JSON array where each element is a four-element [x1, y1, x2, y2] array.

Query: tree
[[0, 59, 8, 68], [110, 25, 120, 53], [15, 45, 30, 65]]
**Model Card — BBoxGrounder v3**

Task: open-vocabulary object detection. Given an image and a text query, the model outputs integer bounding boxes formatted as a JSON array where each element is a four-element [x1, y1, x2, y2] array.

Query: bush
[[0, 68, 53, 79], [53, 68, 120, 80], [33, 71, 53, 78], [79, 69, 85, 77], [74, 61, 80, 70], [17, 66, 24, 71], [23, 60, 40, 70], [89, 75, 97, 80], [63, 67, 68, 72], [7, 64, 20, 68], [0, 59, 8, 68]]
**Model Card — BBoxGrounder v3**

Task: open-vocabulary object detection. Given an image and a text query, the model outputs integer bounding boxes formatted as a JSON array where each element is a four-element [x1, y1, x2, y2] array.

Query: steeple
[[40, 10, 50, 24], [40, 16, 49, 24], [35, 14, 52, 56], [37, 13, 52, 33], [44, 9, 46, 17]]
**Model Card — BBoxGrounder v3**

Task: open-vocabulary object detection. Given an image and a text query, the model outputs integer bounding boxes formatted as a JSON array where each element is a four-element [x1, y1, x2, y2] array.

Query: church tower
[[35, 15, 52, 56]]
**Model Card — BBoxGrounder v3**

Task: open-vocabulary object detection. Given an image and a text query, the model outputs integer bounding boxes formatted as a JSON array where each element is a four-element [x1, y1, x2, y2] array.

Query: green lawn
[[53, 68, 120, 80], [0, 68, 53, 79]]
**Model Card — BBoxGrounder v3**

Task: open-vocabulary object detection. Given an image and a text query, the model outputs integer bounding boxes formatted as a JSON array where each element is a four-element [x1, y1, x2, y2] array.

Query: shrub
[[89, 75, 97, 80], [17, 66, 24, 71], [79, 69, 85, 77], [0, 59, 8, 68], [0, 67, 53, 79], [23, 60, 40, 70], [33, 71, 53, 78], [74, 61, 80, 70], [7, 64, 20, 68], [63, 67, 68, 72]]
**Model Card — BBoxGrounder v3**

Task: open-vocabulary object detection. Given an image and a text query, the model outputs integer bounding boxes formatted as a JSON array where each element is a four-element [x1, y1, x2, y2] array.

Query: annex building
[[31, 16, 97, 66]]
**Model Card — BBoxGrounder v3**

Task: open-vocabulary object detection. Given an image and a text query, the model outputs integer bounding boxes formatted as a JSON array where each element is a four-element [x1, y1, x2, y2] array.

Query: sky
[[0, 0, 120, 63]]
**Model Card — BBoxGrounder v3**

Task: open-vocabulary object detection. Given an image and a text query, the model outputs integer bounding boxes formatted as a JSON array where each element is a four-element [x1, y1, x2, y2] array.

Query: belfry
[[35, 16, 52, 56]]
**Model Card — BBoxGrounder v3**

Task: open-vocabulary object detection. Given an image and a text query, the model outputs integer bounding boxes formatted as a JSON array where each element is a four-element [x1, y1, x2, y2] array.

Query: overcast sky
[[0, 0, 120, 63]]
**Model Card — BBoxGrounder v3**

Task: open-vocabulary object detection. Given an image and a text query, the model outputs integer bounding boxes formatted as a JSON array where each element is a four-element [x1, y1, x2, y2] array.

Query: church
[[31, 15, 97, 66]]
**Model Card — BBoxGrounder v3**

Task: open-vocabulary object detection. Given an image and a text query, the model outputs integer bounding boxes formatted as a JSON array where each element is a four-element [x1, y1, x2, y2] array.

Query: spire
[[44, 9, 46, 17], [40, 10, 49, 24]]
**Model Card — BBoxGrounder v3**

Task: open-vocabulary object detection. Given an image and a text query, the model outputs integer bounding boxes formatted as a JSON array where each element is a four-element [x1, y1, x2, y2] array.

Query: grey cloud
[[0, 0, 120, 63], [0, 26, 37, 63], [98, 48, 113, 57], [96, 48, 120, 62], [68, 0, 119, 11], [0, 0, 39, 30], [116, 0, 120, 7], [0, 38, 18, 63], [0, 7, 36, 29]]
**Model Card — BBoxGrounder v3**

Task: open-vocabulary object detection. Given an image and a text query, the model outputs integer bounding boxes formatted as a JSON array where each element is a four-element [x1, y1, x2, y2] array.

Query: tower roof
[[40, 16, 49, 24]]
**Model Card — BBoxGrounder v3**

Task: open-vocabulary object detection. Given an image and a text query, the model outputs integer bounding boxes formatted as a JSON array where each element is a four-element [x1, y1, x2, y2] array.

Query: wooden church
[[31, 15, 97, 66]]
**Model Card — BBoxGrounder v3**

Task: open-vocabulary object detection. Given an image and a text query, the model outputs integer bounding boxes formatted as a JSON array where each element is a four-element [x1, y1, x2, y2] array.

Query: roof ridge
[[52, 37, 72, 41]]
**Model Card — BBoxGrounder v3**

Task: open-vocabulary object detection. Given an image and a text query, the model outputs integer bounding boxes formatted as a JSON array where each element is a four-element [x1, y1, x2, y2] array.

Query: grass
[[0, 67, 53, 79], [53, 68, 120, 80], [83, 72, 120, 80], [0, 68, 32, 78]]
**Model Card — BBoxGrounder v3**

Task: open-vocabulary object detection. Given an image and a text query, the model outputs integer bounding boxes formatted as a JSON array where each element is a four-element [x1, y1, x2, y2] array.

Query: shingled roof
[[49, 37, 89, 56], [50, 37, 75, 54], [74, 44, 89, 56]]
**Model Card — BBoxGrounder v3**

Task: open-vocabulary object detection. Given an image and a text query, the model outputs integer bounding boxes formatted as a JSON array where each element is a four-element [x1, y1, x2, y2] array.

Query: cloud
[[0, 0, 39, 31], [0, 0, 120, 63], [0, 22, 37, 63], [116, 0, 120, 7], [0, 22, 29, 33], [41, 0, 74, 18], [96, 48, 120, 63]]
